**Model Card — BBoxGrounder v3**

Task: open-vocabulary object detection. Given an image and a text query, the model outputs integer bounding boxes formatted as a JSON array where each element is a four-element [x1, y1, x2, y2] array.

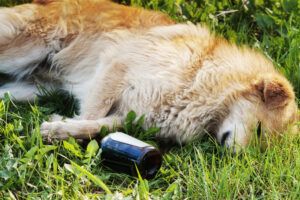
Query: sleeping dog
[[0, 0, 298, 150]]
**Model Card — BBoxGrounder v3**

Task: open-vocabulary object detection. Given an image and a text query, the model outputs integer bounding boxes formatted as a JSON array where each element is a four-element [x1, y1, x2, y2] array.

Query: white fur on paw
[[40, 121, 69, 140], [49, 114, 65, 122]]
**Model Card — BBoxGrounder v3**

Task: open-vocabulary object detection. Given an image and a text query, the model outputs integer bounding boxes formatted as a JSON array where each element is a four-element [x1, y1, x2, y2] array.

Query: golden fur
[[0, 0, 298, 149]]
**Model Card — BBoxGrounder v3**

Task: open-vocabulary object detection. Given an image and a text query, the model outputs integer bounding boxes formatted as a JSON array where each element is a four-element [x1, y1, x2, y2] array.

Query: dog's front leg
[[40, 116, 122, 140], [80, 63, 128, 119]]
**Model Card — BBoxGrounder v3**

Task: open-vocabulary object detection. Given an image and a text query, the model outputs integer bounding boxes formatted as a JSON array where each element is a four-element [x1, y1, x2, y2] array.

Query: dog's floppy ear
[[255, 79, 292, 110]]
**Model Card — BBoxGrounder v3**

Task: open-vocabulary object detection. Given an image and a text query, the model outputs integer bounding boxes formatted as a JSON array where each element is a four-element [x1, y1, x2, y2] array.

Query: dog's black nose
[[221, 131, 231, 146]]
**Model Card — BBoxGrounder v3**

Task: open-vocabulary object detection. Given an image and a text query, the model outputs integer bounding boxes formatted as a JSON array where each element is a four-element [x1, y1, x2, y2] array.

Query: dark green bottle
[[101, 132, 162, 179]]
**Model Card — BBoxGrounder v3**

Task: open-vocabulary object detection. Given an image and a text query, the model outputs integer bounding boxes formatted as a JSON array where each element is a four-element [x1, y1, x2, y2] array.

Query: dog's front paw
[[48, 114, 65, 122], [40, 121, 70, 141]]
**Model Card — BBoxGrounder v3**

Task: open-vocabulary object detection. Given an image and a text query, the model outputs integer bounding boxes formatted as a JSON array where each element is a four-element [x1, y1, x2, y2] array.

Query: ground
[[0, 0, 300, 199]]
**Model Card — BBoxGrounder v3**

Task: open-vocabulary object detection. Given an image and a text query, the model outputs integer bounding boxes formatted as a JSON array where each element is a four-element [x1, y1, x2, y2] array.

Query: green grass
[[1, 0, 300, 199]]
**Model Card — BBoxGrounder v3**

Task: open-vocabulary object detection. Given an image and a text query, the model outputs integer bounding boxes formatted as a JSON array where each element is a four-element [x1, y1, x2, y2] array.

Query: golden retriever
[[0, 0, 298, 150]]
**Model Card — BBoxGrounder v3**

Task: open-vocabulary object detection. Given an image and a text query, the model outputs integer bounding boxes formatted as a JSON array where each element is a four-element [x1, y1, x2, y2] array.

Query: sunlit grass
[[0, 0, 299, 199]]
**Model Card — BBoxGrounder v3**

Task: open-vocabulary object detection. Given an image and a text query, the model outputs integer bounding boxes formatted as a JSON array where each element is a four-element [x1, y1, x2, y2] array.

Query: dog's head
[[216, 73, 299, 150]]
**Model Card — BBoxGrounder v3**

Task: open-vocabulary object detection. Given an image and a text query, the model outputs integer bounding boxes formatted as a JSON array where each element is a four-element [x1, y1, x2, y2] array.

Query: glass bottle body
[[101, 132, 162, 179]]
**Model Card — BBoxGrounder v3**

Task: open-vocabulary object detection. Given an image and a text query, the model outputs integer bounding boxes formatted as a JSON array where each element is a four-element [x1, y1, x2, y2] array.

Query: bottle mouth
[[139, 150, 162, 179]]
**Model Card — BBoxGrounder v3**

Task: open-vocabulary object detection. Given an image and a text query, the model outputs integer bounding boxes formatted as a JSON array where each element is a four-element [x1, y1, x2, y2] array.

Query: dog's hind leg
[[0, 5, 50, 80], [0, 6, 25, 45], [0, 82, 39, 101], [40, 116, 122, 140]]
